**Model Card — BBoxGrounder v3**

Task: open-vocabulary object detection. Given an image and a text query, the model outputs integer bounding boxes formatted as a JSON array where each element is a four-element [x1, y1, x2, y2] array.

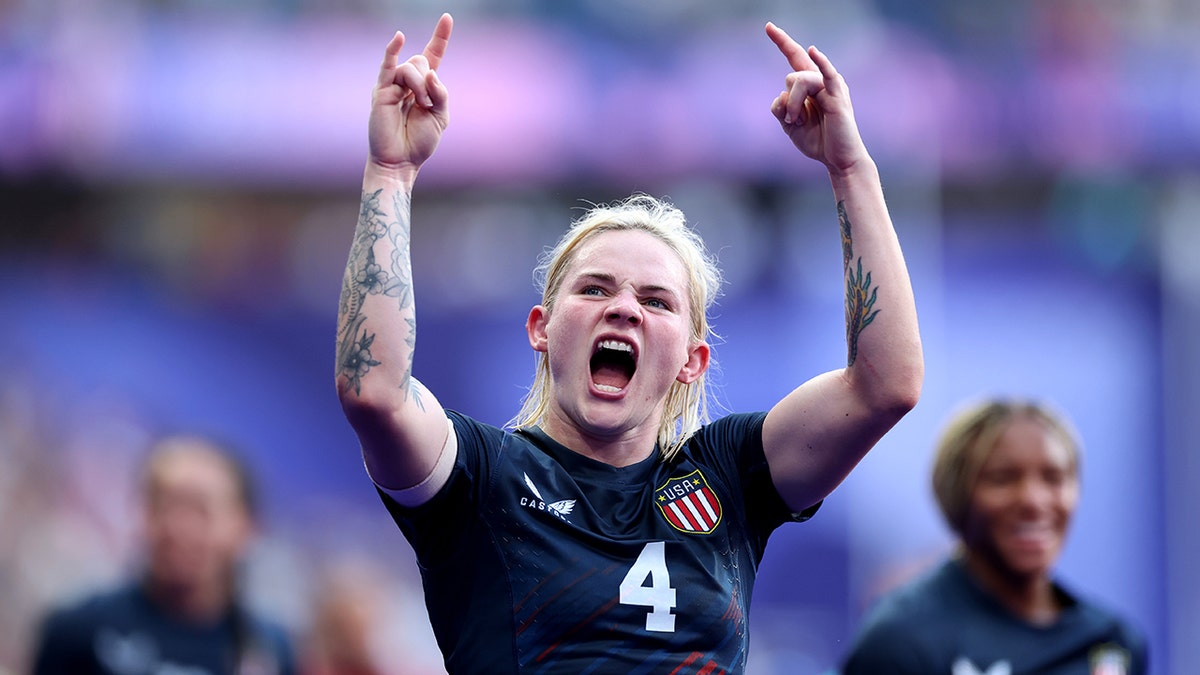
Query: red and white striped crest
[[654, 470, 723, 535]]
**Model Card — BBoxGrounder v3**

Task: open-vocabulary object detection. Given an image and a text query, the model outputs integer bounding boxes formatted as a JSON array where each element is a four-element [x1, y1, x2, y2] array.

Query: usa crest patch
[[655, 470, 722, 534]]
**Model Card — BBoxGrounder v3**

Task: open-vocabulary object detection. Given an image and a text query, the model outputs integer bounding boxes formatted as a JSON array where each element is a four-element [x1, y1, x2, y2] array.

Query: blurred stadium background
[[2, 0, 1198, 673]]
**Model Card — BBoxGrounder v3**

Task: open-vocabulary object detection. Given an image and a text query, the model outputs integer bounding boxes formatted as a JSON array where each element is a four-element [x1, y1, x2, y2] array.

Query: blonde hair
[[931, 398, 1080, 537], [509, 194, 722, 460]]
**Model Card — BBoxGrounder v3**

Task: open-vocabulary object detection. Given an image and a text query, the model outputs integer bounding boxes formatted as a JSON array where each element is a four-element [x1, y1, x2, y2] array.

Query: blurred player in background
[[30, 435, 296, 675], [840, 399, 1148, 674]]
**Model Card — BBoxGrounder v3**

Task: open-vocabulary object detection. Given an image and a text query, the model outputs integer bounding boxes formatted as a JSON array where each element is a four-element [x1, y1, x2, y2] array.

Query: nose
[[605, 291, 642, 325], [1014, 476, 1053, 510]]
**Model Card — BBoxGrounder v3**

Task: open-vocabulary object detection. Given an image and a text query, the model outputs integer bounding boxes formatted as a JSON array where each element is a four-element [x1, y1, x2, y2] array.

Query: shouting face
[[526, 229, 709, 460], [962, 416, 1079, 583]]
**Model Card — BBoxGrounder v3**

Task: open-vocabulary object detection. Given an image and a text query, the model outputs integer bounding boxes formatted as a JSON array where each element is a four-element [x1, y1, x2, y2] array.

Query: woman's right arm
[[335, 14, 457, 495]]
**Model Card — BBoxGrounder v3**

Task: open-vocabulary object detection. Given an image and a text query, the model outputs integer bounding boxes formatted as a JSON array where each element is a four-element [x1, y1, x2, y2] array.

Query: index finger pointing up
[[765, 21, 815, 72], [422, 13, 454, 71]]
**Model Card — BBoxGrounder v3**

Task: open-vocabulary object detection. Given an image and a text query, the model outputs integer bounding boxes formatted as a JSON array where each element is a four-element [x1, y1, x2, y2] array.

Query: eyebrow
[[576, 272, 684, 302]]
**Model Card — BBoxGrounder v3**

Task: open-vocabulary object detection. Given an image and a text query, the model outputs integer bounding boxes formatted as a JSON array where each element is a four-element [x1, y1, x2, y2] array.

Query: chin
[[999, 552, 1058, 580]]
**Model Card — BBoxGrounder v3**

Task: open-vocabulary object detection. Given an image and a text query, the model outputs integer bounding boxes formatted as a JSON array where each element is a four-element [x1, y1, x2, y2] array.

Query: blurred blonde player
[[841, 399, 1148, 674]]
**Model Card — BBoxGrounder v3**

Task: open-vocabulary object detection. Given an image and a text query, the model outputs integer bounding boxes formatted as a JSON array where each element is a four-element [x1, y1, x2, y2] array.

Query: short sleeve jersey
[[840, 558, 1149, 675], [30, 582, 296, 675], [378, 410, 815, 675]]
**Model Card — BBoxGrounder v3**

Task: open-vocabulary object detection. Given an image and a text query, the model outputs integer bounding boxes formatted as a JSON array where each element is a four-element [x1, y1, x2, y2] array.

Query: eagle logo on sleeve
[[654, 470, 722, 534]]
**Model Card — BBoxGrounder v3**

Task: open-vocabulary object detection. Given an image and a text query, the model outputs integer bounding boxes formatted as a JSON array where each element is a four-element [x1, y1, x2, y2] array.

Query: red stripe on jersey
[[667, 497, 696, 528], [535, 596, 621, 663], [697, 487, 720, 523], [517, 566, 602, 635], [686, 492, 710, 528], [682, 493, 712, 530], [514, 569, 558, 614], [665, 502, 691, 530], [667, 652, 703, 675]]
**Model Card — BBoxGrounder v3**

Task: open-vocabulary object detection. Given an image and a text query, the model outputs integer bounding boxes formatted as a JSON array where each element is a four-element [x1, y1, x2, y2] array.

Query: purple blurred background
[[2, 1, 1198, 673]]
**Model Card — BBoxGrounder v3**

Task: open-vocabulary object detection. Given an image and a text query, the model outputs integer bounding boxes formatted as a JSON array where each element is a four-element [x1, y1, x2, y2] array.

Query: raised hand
[[765, 22, 870, 175], [368, 14, 454, 176]]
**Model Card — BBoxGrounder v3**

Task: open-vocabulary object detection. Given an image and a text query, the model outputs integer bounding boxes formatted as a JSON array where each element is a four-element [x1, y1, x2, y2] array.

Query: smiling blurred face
[[143, 444, 252, 603], [962, 416, 1079, 582], [529, 229, 707, 449]]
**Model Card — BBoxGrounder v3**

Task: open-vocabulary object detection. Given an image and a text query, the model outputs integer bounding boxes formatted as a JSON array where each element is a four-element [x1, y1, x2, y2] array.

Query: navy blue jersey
[[840, 558, 1148, 675], [378, 410, 816, 675], [31, 581, 296, 675]]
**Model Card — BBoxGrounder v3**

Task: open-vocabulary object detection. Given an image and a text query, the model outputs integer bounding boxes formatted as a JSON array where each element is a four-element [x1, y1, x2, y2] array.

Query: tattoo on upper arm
[[336, 188, 421, 408], [840, 201, 881, 367]]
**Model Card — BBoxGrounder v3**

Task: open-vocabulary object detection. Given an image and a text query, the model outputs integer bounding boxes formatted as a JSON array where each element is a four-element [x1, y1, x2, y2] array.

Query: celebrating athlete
[[335, 14, 922, 674]]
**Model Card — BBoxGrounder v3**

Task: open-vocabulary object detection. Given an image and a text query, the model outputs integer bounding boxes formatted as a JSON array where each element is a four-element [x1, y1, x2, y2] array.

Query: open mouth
[[1010, 522, 1057, 546], [590, 338, 637, 393]]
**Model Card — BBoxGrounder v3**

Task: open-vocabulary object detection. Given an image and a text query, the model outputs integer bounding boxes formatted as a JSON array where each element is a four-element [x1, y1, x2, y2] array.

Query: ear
[[526, 306, 549, 353], [676, 342, 710, 384]]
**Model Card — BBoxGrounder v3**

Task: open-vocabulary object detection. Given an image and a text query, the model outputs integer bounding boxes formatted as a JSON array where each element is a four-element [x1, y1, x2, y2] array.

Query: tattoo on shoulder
[[840, 201, 881, 367]]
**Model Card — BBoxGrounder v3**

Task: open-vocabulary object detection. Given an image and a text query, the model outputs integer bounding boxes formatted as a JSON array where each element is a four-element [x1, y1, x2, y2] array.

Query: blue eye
[[645, 298, 668, 310], [582, 286, 604, 296]]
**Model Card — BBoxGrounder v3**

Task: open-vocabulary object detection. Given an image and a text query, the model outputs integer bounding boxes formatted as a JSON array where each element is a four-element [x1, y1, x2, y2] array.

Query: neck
[[540, 414, 659, 468], [960, 549, 1060, 626]]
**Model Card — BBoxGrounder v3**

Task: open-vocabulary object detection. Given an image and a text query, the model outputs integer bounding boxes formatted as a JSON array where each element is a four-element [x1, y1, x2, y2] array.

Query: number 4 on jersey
[[619, 541, 677, 632]]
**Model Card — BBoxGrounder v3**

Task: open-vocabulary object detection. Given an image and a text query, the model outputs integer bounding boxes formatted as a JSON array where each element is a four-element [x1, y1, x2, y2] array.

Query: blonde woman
[[336, 14, 922, 675]]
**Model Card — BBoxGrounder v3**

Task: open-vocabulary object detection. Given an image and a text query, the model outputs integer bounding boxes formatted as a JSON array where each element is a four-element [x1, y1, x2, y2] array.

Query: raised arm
[[760, 22, 924, 513], [336, 14, 456, 497]]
